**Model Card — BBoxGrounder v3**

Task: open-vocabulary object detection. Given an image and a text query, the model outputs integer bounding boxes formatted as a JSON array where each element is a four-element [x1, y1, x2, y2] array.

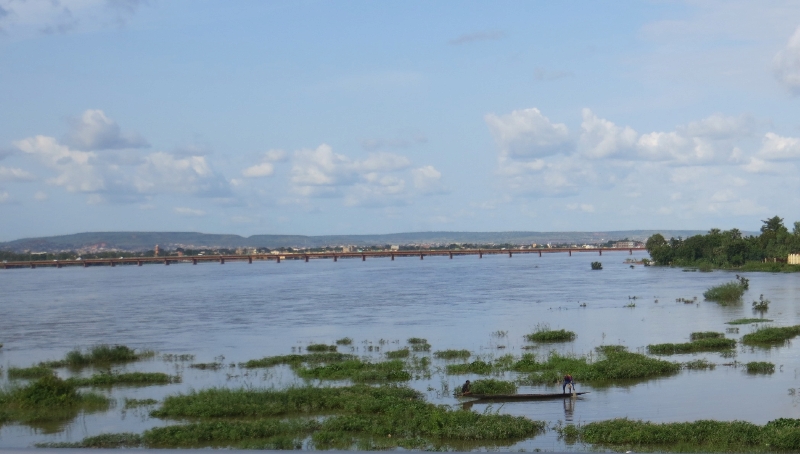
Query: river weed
[[647, 338, 736, 355], [335, 337, 353, 345], [433, 349, 471, 360], [690, 331, 725, 340], [0, 376, 110, 424], [306, 344, 337, 352], [469, 379, 517, 395], [745, 362, 775, 374], [67, 371, 179, 387], [36, 433, 144, 449], [524, 325, 576, 342], [703, 277, 748, 305], [741, 325, 800, 346], [727, 318, 772, 325], [42, 345, 151, 369], [385, 348, 410, 359], [240, 352, 355, 369], [8, 366, 55, 379]]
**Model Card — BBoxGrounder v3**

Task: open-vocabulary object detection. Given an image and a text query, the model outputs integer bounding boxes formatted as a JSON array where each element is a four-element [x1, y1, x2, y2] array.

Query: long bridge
[[1, 247, 647, 269]]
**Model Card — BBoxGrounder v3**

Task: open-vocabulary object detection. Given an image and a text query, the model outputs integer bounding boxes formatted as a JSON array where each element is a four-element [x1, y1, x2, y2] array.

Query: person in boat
[[562, 373, 574, 393], [461, 380, 471, 395]]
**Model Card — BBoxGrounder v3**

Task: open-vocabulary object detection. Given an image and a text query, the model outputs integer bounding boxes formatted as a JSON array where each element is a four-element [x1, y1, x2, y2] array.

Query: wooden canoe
[[463, 392, 589, 401]]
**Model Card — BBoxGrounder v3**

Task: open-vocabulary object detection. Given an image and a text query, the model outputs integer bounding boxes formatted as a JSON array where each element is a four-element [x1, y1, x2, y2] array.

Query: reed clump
[[745, 362, 775, 374], [434, 349, 471, 360], [124, 398, 158, 408], [567, 417, 800, 451], [297, 359, 411, 382], [647, 338, 736, 355], [145, 419, 320, 448], [690, 332, 724, 340], [469, 379, 517, 395], [741, 325, 800, 346], [241, 352, 355, 369], [42, 345, 153, 369], [36, 433, 144, 449], [306, 344, 337, 352], [0, 375, 110, 424], [683, 359, 715, 370], [189, 362, 223, 370], [335, 337, 353, 345], [385, 348, 410, 359], [67, 371, 180, 387], [446, 360, 495, 375], [8, 366, 55, 379], [524, 325, 576, 342], [727, 318, 772, 325], [703, 276, 749, 305]]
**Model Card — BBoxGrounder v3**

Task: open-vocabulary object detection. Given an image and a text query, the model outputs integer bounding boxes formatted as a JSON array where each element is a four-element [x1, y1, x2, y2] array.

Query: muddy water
[[1, 251, 800, 450]]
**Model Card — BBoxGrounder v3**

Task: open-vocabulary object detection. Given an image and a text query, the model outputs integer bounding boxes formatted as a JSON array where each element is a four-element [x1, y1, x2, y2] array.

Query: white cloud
[[174, 207, 206, 216], [411, 165, 446, 194], [774, 25, 800, 95], [264, 149, 288, 162], [0, 166, 35, 182], [356, 152, 411, 172], [66, 109, 148, 151], [485, 108, 571, 159], [684, 113, 753, 139], [16, 135, 105, 192], [742, 157, 783, 174], [757, 132, 800, 160], [0, 191, 9, 203], [242, 162, 274, 178], [0, 0, 147, 36], [34, 191, 47, 201], [579, 109, 638, 158], [134, 152, 229, 197]]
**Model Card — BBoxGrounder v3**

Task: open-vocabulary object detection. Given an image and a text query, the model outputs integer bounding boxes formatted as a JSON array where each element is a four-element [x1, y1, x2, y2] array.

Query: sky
[[2, 1, 800, 241]]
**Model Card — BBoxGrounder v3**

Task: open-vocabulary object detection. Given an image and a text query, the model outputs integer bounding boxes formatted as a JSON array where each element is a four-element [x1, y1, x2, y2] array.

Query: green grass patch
[[703, 277, 748, 304], [189, 362, 222, 370], [568, 417, 800, 451], [8, 366, 55, 379], [470, 379, 517, 395], [742, 325, 800, 346], [297, 359, 411, 382], [727, 318, 772, 325], [307, 344, 336, 352], [684, 359, 715, 370], [241, 352, 355, 369], [124, 398, 158, 408], [745, 362, 775, 374], [37, 433, 143, 449], [335, 337, 353, 345], [385, 348, 410, 359], [67, 371, 179, 387], [407, 337, 427, 344], [145, 419, 319, 448], [647, 338, 736, 355], [446, 360, 496, 375], [0, 375, 110, 424], [434, 349, 471, 359], [690, 332, 724, 340], [42, 345, 153, 369], [524, 327, 576, 342]]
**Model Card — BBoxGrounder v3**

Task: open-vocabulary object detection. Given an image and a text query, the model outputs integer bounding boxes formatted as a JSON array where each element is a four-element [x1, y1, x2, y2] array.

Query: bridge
[[1, 247, 647, 269]]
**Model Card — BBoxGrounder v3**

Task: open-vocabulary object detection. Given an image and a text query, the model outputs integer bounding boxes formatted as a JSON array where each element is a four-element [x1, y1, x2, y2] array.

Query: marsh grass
[[745, 362, 775, 374], [307, 344, 336, 352], [36, 433, 143, 449], [524, 326, 576, 342], [703, 276, 748, 305], [241, 352, 355, 369], [385, 348, 410, 359], [406, 338, 432, 352], [189, 362, 222, 370], [145, 419, 319, 448], [741, 325, 800, 346], [469, 379, 517, 395], [335, 337, 353, 345], [647, 338, 735, 355], [446, 360, 496, 375], [67, 371, 179, 387], [690, 332, 724, 340], [8, 366, 55, 379], [433, 349, 471, 360], [568, 417, 800, 451], [407, 338, 427, 344], [124, 398, 158, 408], [297, 359, 411, 382], [42, 345, 153, 369], [684, 359, 715, 370], [727, 318, 772, 325], [0, 376, 110, 424]]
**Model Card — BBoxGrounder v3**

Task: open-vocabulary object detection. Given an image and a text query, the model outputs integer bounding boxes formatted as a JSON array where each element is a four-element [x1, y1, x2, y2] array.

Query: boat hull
[[464, 392, 589, 401]]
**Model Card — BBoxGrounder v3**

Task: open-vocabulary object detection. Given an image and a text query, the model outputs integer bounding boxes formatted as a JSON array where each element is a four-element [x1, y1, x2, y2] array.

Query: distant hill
[[0, 230, 715, 253]]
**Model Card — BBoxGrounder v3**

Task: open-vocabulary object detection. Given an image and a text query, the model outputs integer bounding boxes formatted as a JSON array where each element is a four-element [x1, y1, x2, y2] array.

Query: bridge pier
[[449, 252, 453, 259], [304, 256, 309, 263], [362, 254, 366, 261], [192, 259, 197, 265], [138, 260, 143, 266], [248, 256, 253, 264], [276, 256, 280, 263], [83, 261, 88, 268], [30, 263, 35, 269], [508, 251, 512, 258], [164, 259, 170, 265], [569, 250, 572, 256], [479, 251, 483, 258], [110, 261, 116, 267], [56, 262, 62, 268], [334, 255, 338, 262], [219, 257, 225, 265], [391, 254, 394, 261], [599, 250, 602, 256], [538, 250, 542, 257], [629, 249, 633, 255], [420, 254, 424, 260]]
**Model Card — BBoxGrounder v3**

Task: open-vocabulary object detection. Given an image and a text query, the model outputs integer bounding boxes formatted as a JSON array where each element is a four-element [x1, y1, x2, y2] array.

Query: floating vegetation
[[703, 275, 749, 305], [446, 360, 495, 375], [745, 362, 775, 374], [306, 344, 337, 352], [469, 379, 517, 395], [725, 327, 740, 334], [241, 352, 355, 369], [407, 337, 427, 345], [296, 359, 411, 382], [0, 376, 110, 424], [591, 261, 603, 270], [676, 297, 697, 304], [407, 338, 431, 352], [752, 294, 771, 312], [433, 349, 471, 360], [67, 371, 180, 387], [741, 325, 800, 346], [335, 337, 353, 345], [727, 318, 772, 325], [189, 362, 223, 370], [37, 433, 144, 449], [385, 348, 410, 359], [524, 325, 576, 342], [690, 332, 725, 340], [492, 330, 508, 338], [42, 345, 153, 369], [145, 419, 320, 449], [161, 353, 194, 362], [647, 338, 736, 355], [124, 398, 158, 408], [684, 359, 715, 370], [564, 417, 800, 451], [8, 366, 55, 379]]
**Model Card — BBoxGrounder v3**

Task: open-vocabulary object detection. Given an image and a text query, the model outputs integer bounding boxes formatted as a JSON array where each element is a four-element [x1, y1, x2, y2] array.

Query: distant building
[[341, 246, 353, 253], [789, 254, 800, 265], [390, 245, 400, 251], [154, 244, 159, 256], [614, 241, 642, 248]]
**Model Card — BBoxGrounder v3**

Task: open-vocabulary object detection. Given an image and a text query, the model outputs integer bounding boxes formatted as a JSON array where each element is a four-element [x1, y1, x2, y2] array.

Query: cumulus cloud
[[0, 0, 148, 36], [485, 108, 571, 159], [774, 26, 800, 95], [579, 109, 637, 158], [0, 166, 35, 182], [449, 30, 505, 45], [0, 191, 10, 203], [757, 132, 800, 160], [66, 109, 149, 150], [242, 162, 274, 178], [683, 113, 754, 139], [411, 165, 447, 194]]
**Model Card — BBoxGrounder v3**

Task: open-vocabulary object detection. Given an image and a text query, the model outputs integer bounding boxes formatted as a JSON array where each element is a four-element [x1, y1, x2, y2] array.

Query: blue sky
[[2, 1, 800, 241]]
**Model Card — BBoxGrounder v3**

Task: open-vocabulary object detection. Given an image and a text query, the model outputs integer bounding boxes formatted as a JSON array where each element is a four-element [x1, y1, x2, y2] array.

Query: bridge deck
[[1, 247, 646, 269]]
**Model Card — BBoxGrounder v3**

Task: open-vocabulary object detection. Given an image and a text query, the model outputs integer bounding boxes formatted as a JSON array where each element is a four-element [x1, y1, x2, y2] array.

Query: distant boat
[[461, 392, 589, 401]]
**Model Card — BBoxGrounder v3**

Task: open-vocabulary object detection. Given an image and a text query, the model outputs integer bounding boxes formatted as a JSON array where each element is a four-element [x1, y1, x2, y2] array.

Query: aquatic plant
[[385, 348, 410, 359], [647, 338, 735, 355], [591, 261, 602, 270], [433, 349, 471, 359], [8, 366, 55, 379], [124, 398, 158, 408], [446, 360, 495, 375], [335, 337, 353, 345], [741, 325, 800, 346], [37, 433, 144, 449], [189, 362, 223, 370], [0, 376, 110, 424], [295, 359, 411, 382], [690, 332, 724, 340], [524, 325, 576, 342], [703, 276, 748, 304], [683, 359, 715, 370], [411, 342, 431, 352], [240, 352, 355, 369], [42, 345, 153, 369], [306, 344, 337, 352], [407, 337, 427, 345], [726, 318, 772, 325], [145, 419, 320, 448], [160, 353, 194, 362], [745, 361, 775, 374], [752, 294, 770, 312], [469, 379, 517, 395], [66, 371, 179, 387]]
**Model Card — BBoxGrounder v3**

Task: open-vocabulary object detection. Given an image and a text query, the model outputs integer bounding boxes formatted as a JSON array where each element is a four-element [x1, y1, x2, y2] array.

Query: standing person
[[562, 374, 574, 394], [461, 380, 471, 395]]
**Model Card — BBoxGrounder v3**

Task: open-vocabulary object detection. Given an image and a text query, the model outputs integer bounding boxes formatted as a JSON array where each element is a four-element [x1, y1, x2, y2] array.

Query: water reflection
[[563, 396, 575, 422]]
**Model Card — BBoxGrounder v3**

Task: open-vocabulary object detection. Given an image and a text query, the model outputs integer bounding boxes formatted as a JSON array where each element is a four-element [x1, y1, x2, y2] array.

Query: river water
[[1, 251, 800, 450]]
